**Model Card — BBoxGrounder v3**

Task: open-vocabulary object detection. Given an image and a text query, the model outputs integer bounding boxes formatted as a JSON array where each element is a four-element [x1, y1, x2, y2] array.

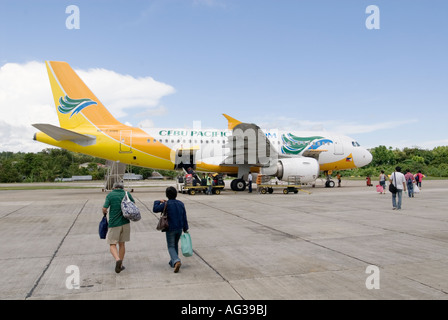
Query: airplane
[[33, 61, 373, 190]]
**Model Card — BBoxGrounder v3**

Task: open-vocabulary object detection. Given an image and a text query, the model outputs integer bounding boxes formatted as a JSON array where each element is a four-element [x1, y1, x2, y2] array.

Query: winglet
[[222, 114, 242, 130]]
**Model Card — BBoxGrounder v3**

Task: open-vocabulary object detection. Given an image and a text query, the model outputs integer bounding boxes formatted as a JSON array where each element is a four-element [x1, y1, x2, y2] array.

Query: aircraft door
[[174, 148, 197, 170], [119, 130, 132, 153], [333, 138, 344, 155]]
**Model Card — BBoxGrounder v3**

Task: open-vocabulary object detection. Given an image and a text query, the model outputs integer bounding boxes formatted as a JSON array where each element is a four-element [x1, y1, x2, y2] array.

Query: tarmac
[[1, 179, 448, 300]]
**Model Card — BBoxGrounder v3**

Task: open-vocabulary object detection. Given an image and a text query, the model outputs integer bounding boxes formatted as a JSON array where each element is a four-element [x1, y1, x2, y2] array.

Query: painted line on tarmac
[[25, 200, 88, 299]]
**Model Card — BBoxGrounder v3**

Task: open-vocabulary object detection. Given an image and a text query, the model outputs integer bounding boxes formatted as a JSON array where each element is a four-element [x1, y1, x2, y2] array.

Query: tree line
[[344, 145, 448, 178], [0, 149, 177, 183], [1, 145, 447, 183]]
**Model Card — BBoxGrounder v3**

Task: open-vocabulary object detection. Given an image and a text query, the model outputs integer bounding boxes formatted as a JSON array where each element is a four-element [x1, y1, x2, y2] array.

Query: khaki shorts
[[107, 223, 130, 244]]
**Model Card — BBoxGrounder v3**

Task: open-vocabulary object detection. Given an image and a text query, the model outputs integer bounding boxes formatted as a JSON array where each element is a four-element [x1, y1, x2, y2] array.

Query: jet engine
[[261, 157, 320, 184]]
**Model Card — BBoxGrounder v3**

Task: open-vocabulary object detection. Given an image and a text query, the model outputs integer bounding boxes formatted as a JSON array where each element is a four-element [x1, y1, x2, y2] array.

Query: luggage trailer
[[257, 175, 312, 195]]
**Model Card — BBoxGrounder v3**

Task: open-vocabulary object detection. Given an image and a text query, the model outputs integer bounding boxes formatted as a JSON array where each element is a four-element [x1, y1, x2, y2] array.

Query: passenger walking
[[153, 186, 189, 273], [102, 182, 134, 273], [390, 166, 407, 210], [404, 169, 415, 198], [414, 170, 424, 189], [378, 170, 387, 194]]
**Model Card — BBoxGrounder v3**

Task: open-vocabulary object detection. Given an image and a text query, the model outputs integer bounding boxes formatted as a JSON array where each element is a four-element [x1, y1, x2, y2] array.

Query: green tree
[[369, 145, 395, 166], [0, 160, 22, 182], [432, 146, 448, 166]]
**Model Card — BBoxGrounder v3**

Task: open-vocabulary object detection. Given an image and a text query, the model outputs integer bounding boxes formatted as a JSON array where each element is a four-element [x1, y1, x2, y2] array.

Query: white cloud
[[0, 61, 57, 152], [0, 61, 175, 152], [138, 119, 155, 129], [77, 68, 175, 119], [409, 139, 448, 150]]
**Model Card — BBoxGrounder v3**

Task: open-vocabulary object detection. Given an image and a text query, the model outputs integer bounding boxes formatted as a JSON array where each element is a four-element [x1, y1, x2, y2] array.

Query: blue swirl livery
[[58, 95, 98, 118]]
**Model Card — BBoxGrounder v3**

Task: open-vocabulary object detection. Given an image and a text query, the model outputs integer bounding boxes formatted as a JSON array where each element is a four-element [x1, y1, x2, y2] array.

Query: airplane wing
[[218, 115, 321, 188], [32, 123, 96, 146], [220, 115, 329, 165]]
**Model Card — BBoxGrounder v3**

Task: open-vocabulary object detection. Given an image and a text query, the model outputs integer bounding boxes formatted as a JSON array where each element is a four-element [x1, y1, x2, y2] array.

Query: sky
[[0, 0, 447, 153]]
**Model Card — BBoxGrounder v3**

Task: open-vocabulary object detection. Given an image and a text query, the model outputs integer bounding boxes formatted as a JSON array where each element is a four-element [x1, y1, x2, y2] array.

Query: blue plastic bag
[[180, 232, 193, 257], [99, 216, 108, 239]]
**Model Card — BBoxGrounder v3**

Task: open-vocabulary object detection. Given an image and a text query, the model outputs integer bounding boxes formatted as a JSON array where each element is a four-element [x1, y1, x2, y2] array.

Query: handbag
[[180, 232, 193, 257], [99, 216, 108, 239], [389, 173, 398, 194], [156, 202, 169, 231], [121, 191, 141, 221]]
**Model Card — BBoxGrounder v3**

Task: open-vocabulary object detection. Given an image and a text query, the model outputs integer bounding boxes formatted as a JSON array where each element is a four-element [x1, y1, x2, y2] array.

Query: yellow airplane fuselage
[[33, 61, 371, 179]]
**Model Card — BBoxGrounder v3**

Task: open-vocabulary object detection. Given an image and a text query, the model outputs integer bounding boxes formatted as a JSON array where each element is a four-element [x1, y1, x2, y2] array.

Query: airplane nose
[[355, 148, 373, 168], [362, 149, 373, 167]]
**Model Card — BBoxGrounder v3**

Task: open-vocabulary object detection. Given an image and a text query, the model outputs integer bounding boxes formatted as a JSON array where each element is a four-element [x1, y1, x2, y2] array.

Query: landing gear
[[325, 180, 335, 188], [324, 170, 335, 188], [231, 178, 246, 191]]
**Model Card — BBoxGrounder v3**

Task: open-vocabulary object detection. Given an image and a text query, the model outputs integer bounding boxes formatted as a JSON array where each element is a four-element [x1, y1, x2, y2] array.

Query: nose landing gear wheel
[[325, 180, 335, 188]]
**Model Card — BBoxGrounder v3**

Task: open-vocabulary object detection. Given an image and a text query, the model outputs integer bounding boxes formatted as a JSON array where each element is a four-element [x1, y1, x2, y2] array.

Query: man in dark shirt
[[102, 182, 134, 273]]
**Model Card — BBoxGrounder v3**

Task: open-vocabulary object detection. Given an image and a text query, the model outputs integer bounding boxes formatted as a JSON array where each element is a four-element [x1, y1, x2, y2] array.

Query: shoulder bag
[[156, 202, 169, 231], [121, 191, 141, 222], [389, 173, 398, 194]]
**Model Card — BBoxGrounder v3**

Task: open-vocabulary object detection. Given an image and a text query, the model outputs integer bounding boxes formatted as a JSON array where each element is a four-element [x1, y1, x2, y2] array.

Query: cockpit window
[[352, 141, 360, 147]]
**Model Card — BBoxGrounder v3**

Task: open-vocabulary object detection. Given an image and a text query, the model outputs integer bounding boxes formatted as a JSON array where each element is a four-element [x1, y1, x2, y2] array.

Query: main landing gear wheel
[[231, 178, 246, 191], [325, 180, 335, 188]]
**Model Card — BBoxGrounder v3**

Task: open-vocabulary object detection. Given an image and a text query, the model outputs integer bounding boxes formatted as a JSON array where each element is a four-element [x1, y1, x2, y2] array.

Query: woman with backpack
[[414, 170, 424, 189], [404, 169, 415, 198]]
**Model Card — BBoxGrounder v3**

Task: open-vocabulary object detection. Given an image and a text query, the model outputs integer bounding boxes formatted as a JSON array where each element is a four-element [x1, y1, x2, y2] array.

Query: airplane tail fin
[[222, 114, 242, 130], [45, 61, 122, 129]]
